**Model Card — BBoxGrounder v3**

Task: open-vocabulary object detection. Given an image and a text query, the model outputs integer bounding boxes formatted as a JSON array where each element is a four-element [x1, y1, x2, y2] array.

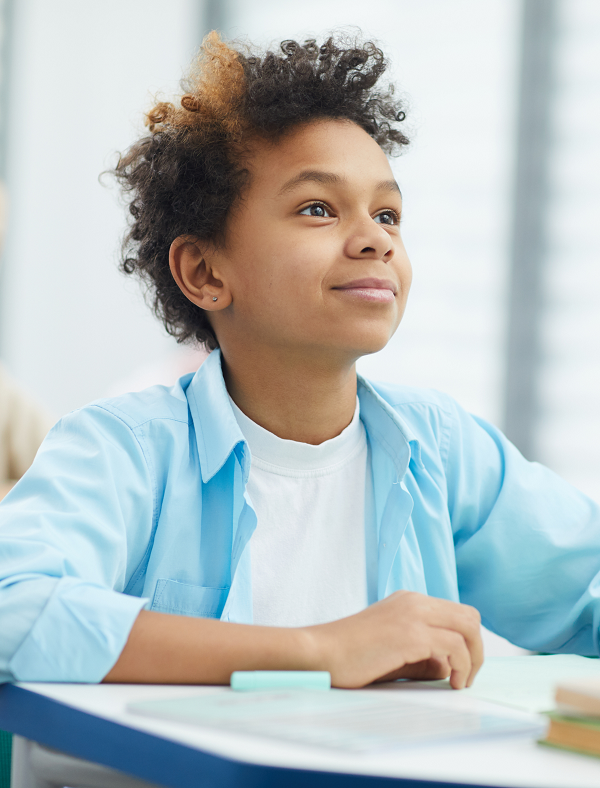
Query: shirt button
[[383, 543, 387, 548]]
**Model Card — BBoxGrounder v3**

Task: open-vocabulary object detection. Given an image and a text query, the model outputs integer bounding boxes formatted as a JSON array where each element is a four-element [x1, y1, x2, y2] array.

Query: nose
[[344, 218, 394, 261]]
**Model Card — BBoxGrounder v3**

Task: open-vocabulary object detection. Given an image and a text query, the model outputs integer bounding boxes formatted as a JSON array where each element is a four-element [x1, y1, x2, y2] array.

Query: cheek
[[227, 208, 336, 307], [401, 265, 412, 296], [227, 251, 312, 321], [248, 236, 328, 297], [395, 250, 412, 294]]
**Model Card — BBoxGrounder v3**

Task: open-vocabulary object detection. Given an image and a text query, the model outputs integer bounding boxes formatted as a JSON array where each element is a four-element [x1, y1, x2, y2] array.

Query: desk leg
[[11, 738, 52, 788], [11, 736, 161, 788]]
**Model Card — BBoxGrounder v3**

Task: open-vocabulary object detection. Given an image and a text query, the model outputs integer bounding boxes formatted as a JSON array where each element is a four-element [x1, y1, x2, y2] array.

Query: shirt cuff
[[9, 577, 148, 682]]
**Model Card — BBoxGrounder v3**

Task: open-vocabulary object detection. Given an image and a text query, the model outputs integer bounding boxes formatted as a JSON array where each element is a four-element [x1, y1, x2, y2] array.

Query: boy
[[1, 33, 599, 691]]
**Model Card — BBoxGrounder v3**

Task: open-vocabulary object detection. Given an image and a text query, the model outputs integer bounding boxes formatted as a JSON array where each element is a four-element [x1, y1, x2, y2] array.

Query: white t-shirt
[[230, 397, 370, 627]]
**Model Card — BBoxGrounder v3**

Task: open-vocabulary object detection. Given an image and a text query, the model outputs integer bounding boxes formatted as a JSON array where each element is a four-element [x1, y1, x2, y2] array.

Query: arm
[[0, 405, 152, 683], [105, 591, 483, 689], [446, 398, 600, 654]]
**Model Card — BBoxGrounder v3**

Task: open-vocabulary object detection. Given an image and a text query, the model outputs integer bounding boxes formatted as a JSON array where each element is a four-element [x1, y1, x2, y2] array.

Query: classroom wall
[[0, 0, 200, 415], [536, 0, 600, 501]]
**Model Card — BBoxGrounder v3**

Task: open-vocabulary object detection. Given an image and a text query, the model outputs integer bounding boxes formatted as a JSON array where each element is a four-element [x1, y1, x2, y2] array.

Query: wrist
[[296, 625, 329, 672]]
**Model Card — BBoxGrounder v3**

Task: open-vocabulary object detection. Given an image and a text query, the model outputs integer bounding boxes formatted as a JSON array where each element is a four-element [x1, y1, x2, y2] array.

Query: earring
[[212, 296, 218, 302]]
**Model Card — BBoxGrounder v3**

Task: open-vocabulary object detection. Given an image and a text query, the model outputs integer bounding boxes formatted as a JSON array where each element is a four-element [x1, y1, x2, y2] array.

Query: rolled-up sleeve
[[447, 399, 600, 655], [0, 405, 153, 682]]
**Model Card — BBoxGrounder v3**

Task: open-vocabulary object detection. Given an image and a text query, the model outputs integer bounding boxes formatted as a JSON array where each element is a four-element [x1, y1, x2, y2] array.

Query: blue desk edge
[[0, 683, 486, 788]]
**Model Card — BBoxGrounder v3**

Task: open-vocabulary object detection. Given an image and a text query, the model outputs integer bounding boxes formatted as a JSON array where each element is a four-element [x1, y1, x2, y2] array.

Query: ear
[[168, 236, 232, 310]]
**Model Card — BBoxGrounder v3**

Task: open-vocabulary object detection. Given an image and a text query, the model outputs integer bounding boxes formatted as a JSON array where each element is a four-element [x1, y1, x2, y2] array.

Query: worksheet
[[129, 689, 541, 753], [383, 656, 600, 714]]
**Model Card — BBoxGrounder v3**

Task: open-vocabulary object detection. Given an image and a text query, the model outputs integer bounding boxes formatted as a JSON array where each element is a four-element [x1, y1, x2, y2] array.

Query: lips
[[333, 278, 397, 295]]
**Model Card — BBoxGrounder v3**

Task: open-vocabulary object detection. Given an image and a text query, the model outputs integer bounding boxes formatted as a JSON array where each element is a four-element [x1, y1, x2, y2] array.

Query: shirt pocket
[[150, 579, 229, 619]]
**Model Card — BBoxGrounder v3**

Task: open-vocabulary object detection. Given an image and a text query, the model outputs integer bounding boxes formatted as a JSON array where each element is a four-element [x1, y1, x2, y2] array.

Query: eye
[[374, 210, 400, 226], [299, 202, 332, 218]]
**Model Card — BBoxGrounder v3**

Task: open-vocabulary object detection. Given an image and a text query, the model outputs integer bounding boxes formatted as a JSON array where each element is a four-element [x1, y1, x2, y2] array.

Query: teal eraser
[[230, 670, 331, 691]]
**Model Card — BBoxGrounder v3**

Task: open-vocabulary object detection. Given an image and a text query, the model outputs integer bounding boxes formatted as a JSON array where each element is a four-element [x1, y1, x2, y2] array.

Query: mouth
[[332, 278, 397, 303]]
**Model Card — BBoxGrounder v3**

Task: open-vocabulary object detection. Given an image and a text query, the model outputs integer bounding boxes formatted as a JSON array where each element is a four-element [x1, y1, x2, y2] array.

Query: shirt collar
[[186, 349, 423, 483], [357, 375, 424, 474], [186, 349, 246, 484]]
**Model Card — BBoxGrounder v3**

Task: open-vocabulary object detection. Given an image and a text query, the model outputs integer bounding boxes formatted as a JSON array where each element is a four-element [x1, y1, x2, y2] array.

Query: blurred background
[[0, 3, 598, 503]]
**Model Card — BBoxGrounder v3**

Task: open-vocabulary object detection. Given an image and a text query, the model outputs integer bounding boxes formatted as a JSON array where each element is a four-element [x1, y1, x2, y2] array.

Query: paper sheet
[[129, 689, 540, 753], [467, 655, 600, 712], [383, 655, 600, 714]]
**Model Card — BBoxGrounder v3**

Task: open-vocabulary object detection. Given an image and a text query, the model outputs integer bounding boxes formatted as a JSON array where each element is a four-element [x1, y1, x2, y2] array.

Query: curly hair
[[113, 32, 409, 349]]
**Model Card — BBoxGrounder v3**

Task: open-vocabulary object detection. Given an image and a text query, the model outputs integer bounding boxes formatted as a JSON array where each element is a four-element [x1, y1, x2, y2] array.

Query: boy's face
[[208, 119, 411, 365]]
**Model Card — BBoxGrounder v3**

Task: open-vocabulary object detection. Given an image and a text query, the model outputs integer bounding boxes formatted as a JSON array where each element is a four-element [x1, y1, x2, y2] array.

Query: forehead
[[245, 120, 396, 195]]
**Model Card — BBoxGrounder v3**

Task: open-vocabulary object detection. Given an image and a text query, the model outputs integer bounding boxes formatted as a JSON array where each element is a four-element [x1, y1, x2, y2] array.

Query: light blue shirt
[[1, 349, 599, 683]]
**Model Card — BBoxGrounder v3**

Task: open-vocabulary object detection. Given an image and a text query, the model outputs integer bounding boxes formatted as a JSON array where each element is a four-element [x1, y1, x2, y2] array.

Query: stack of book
[[542, 678, 600, 757]]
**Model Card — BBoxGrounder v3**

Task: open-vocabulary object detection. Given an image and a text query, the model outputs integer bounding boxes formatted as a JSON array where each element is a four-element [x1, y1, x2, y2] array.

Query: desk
[[2, 679, 600, 788]]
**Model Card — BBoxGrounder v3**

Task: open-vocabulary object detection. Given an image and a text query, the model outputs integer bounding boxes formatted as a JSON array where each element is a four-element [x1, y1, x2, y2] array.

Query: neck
[[220, 344, 358, 445]]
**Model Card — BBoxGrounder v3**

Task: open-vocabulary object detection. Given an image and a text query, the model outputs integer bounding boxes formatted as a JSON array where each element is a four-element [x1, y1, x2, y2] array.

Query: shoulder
[[32, 380, 196, 495], [367, 379, 455, 413], [361, 378, 464, 465], [82, 376, 193, 432], [45, 377, 194, 468], [362, 380, 507, 492], [367, 379, 456, 429]]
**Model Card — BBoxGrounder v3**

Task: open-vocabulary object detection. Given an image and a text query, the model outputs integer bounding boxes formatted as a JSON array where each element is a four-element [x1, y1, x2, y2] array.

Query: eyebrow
[[277, 169, 402, 197], [278, 170, 342, 195]]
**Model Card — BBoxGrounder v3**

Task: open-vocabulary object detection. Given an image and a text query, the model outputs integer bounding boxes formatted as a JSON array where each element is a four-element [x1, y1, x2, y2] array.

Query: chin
[[348, 335, 392, 359], [354, 344, 389, 359], [313, 326, 396, 363], [347, 319, 399, 356]]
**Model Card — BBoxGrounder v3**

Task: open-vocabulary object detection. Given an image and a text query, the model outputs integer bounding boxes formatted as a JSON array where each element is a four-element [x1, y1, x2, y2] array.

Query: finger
[[426, 656, 451, 680], [376, 658, 451, 684], [397, 657, 451, 681], [432, 630, 472, 690], [419, 598, 483, 685], [466, 627, 484, 686], [452, 612, 483, 687]]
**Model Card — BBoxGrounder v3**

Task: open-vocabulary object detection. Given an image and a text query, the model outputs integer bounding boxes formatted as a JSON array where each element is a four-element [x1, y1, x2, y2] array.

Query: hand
[[306, 590, 483, 690], [375, 657, 451, 683]]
